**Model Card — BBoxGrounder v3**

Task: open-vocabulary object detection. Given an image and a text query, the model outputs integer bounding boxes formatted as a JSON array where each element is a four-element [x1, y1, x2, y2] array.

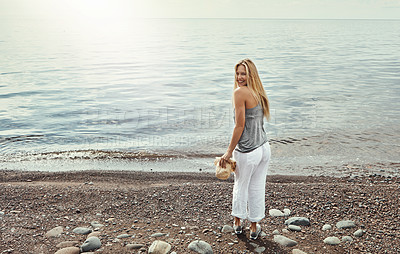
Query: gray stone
[[90, 221, 104, 228], [254, 246, 266, 253], [81, 236, 101, 252], [73, 227, 92, 235], [269, 209, 285, 217], [54, 247, 80, 254], [188, 240, 213, 254], [273, 235, 298, 247], [151, 232, 167, 238], [221, 225, 233, 233], [323, 237, 341, 245], [322, 224, 332, 231], [283, 209, 291, 216], [288, 225, 301, 232], [45, 226, 63, 237], [272, 229, 280, 235], [292, 249, 307, 254], [336, 220, 356, 229], [342, 236, 353, 242], [117, 234, 130, 239], [126, 244, 145, 250], [354, 229, 364, 237], [148, 240, 171, 254], [0, 211, 4, 216], [285, 217, 310, 226], [282, 229, 290, 234], [249, 242, 258, 248]]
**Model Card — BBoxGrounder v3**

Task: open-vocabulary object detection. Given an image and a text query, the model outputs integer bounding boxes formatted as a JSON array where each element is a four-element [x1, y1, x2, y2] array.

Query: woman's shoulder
[[234, 86, 251, 94]]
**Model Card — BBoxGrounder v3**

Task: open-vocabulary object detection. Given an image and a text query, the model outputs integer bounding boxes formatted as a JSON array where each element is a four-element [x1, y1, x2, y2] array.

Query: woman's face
[[236, 65, 247, 86]]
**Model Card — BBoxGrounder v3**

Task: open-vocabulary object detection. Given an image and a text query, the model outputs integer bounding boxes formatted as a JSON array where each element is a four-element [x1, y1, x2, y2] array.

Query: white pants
[[231, 142, 271, 222]]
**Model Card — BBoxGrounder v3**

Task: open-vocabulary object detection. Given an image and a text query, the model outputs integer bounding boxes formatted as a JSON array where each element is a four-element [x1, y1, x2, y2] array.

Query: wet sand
[[1, 169, 399, 253]]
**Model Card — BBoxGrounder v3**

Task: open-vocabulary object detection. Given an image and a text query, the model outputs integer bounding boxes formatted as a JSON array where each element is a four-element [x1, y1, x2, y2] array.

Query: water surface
[[1, 18, 399, 174]]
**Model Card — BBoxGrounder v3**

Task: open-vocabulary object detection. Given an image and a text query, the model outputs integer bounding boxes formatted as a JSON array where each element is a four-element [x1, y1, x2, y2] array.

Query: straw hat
[[214, 157, 236, 180]]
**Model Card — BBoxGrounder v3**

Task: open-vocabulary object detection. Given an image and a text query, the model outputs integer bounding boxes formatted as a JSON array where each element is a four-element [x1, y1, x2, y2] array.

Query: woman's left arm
[[219, 88, 246, 168]]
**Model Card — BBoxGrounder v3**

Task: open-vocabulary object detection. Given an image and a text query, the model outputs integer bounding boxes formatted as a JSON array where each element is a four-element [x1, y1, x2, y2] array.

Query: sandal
[[250, 224, 261, 240], [233, 222, 243, 235]]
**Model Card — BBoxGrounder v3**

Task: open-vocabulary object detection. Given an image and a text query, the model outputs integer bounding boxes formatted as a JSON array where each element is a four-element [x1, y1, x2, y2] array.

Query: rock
[[54, 247, 80, 254], [90, 221, 104, 228], [288, 225, 301, 232], [221, 225, 233, 233], [148, 240, 171, 254], [273, 235, 298, 247], [323, 237, 341, 245], [282, 229, 290, 234], [87, 232, 101, 238], [342, 236, 353, 242], [285, 217, 310, 226], [0, 211, 4, 216], [354, 229, 364, 237], [81, 236, 101, 252], [269, 209, 285, 217], [117, 234, 130, 239], [336, 220, 356, 229], [127, 244, 145, 250], [45, 226, 63, 237], [151, 232, 167, 238], [188, 240, 213, 254], [272, 229, 280, 235], [292, 249, 307, 254], [56, 241, 79, 248], [73, 227, 92, 235], [322, 224, 332, 231], [283, 208, 291, 216], [249, 242, 258, 248], [254, 246, 266, 253]]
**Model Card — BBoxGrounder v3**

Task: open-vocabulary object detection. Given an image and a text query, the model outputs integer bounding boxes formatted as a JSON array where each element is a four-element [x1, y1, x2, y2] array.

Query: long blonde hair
[[234, 59, 270, 121]]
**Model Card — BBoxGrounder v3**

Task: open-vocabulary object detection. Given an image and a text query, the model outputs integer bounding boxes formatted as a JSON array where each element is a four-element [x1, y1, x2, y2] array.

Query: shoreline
[[1, 170, 399, 253], [1, 158, 399, 179]]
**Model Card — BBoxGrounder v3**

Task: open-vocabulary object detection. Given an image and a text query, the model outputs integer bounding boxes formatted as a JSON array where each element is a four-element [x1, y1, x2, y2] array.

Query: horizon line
[[1, 17, 399, 21]]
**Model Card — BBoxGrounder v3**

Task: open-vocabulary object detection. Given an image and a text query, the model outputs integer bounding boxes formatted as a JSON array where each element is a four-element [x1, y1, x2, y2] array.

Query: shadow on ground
[[237, 233, 288, 254]]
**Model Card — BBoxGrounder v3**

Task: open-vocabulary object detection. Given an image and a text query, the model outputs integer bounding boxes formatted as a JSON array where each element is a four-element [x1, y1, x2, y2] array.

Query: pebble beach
[[1, 167, 399, 254]]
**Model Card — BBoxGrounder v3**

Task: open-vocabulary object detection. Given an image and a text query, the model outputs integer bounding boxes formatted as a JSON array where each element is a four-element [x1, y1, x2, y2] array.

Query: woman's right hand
[[219, 150, 232, 168]]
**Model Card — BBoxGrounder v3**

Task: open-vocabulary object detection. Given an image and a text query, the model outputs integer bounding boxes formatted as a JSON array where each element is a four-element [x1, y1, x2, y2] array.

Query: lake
[[1, 18, 399, 174]]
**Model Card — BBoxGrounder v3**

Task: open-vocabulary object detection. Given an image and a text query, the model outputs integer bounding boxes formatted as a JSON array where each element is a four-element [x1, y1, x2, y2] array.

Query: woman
[[219, 59, 271, 240]]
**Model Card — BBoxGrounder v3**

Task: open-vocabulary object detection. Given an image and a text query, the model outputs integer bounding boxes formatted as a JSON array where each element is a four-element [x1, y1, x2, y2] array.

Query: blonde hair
[[234, 59, 270, 121]]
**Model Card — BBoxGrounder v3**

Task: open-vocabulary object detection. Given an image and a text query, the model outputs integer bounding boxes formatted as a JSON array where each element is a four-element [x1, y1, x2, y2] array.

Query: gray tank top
[[234, 104, 268, 153]]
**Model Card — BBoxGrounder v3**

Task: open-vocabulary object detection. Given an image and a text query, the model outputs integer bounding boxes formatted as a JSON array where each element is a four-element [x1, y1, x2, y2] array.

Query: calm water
[[1, 18, 399, 173]]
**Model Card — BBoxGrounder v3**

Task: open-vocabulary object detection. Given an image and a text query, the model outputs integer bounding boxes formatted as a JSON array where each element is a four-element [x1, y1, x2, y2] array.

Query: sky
[[0, 0, 399, 19]]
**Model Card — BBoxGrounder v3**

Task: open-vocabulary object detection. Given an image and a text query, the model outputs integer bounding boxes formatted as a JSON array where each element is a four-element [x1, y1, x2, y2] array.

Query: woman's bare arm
[[219, 88, 246, 168]]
